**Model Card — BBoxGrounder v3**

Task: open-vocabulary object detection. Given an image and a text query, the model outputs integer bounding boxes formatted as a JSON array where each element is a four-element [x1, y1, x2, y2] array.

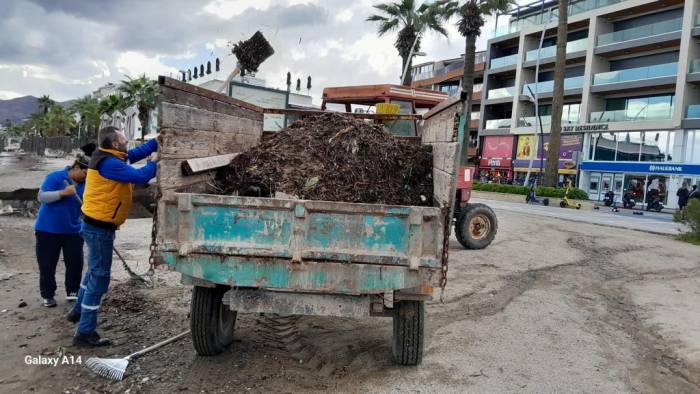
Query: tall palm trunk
[[544, 0, 568, 187], [460, 34, 477, 160]]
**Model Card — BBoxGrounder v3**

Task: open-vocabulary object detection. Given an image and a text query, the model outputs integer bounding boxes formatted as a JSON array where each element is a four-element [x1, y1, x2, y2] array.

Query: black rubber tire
[[559, 200, 566, 208], [455, 203, 498, 250], [543, 198, 550, 206], [191, 286, 237, 356], [392, 300, 424, 366]]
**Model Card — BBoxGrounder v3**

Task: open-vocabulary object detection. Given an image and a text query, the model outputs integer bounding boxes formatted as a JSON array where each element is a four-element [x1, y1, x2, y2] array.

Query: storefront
[[512, 133, 583, 185], [477, 135, 514, 183], [580, 162, 700, 208]]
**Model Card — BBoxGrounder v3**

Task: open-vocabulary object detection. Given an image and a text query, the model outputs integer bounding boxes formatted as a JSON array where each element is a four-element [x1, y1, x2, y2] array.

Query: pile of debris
[[214, 113, 433, 206], [231, 31, 275, 74]]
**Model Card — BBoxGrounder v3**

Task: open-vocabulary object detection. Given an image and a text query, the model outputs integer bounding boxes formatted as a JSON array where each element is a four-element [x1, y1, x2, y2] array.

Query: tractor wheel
[[455, 203, 497, 250], [392, 300, 424, 366], [191, 285, 237, 356]]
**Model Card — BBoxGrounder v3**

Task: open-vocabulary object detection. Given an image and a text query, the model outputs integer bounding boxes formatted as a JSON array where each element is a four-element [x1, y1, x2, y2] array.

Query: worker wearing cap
[[34, 155, 90, 308], [68, 126, 159, 347]]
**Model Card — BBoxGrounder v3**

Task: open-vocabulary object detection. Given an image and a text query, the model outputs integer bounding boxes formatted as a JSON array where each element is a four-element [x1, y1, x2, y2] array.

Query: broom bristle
[[85, 357, 129, 381]]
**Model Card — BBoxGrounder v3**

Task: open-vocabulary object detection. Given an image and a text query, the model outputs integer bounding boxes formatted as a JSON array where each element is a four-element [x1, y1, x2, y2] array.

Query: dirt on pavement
[[1, 208, 700, 393]]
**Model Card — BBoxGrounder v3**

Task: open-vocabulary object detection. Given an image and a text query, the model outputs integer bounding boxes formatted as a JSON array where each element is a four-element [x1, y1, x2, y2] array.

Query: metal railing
[[518, 114, 580, 127], [522, 76, 584, 95], [597, 18, 682, 47], [590, 107, 673, 122], [525, 38, 588, 62], [593, 62, 678, 85], [487, 86, 516, 100], [485, 118, 511, 129]]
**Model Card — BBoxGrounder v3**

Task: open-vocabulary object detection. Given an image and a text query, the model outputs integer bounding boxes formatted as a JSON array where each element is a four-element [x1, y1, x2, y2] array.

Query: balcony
[[518, 114, 580, 127], [489, 54, 518, 70], [687, 105, 700, 118], [487, 86, 515, 100], [590, 107, 673, 123], [522, 76, 584, 96], [692, 60, 700, 73], [525, 38, 588, 62], [485, 118, 511, 129], [597, 18, 682, 47], [593, 63, 678, 92]]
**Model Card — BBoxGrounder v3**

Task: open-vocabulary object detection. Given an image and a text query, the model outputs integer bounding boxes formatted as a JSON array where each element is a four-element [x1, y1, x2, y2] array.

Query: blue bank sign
[[581, 161, 700, 175]]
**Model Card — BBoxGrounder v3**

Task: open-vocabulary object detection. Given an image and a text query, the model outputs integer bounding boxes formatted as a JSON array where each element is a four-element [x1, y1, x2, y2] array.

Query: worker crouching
[[68, 126, 159, 347]]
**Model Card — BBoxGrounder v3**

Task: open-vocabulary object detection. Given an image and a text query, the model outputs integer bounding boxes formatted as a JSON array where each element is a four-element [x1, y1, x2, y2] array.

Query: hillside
[[0, 96, 39, 124]]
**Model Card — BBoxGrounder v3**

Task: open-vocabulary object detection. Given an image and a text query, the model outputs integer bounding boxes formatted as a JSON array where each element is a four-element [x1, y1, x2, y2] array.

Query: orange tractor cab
[[322, 84, 497, 249]]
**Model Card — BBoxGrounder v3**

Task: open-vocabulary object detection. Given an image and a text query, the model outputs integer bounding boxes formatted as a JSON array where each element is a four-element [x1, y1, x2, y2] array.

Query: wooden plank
[[159, 85, 262, 122], [182, 153, 239, 175], [158, 76, 263, 114], [160, 102, 263, 135]]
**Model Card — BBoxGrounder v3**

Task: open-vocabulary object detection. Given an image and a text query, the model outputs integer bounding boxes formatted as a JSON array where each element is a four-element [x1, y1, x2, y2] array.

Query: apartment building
[[410, 52, 487, 165], [477, 0, 700, 208]]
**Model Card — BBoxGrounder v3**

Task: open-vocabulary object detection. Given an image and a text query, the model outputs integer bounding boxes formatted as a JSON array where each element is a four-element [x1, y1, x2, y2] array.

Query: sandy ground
[[1, 206, 699, 393], [0, 153, 71, 193]]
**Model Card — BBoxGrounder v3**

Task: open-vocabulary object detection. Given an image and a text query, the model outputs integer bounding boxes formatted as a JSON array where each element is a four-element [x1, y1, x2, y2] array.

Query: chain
[[439, 207, 450, 303], [146, 181, 162, 284]]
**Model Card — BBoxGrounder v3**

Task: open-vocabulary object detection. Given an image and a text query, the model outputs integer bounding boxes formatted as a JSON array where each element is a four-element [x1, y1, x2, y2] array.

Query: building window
[[685, 130, 700, 163], [590, 131, 676, 162]]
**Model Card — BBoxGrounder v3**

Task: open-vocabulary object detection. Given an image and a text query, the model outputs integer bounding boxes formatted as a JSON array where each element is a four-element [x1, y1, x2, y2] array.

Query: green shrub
[[675, 200, 700, 244], [472, 181, 588, 200]]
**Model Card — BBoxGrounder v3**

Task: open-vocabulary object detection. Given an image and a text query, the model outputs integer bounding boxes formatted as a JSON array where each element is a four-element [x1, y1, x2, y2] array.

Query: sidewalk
[[472, 197, 685, 236]]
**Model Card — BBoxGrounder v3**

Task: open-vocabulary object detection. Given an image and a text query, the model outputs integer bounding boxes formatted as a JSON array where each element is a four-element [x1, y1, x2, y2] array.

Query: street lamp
[[400, 36, 427, 85]]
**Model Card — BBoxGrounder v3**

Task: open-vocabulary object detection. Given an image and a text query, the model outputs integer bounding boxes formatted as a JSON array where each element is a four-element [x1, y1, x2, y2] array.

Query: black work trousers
[[35, 231, 84, 299]]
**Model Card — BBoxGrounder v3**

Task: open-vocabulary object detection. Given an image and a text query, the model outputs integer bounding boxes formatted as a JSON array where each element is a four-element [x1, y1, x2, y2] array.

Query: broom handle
[[126, 330, 191, 360]]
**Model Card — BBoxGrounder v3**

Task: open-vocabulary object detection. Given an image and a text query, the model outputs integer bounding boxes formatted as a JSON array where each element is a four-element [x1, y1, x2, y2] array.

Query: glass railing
[[593, 62, 677, 85], [525, 38, 588, 62], [473, 83, 483, 92], [597, 18, 682, 47], [471, 111, 481, 120], [590, 107, 673, 122], [485, 118, 511, 129], [518, 114, 580, 127], [475, 52, 487, 64], [696, 13, 700, 26], [412, 52, 487, 82], [522, 76, 584, 95], [490, 54, 518, 70], [690, 59, 700, 73], [487, 86, 516, 99], [493, 0, 623, 38], [687, 105, 700, 118]]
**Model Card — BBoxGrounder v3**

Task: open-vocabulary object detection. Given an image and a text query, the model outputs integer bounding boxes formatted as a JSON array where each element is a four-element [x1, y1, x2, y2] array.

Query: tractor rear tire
[[191, 285, 237, 356], [455, 203, 498, 250], [392, 300, 424, 366]]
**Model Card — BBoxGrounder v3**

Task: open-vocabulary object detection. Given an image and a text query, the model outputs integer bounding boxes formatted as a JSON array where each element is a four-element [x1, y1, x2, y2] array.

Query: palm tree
[[119, 74, 158, 136], [445, 0, 514, 160], [37, 95, 55, 115], [71, 95, 101, 139], [43, 105, 76, 137], [367, 0, 452, 86], [28, 112, 47, 136], [544, 0, 568, 187]]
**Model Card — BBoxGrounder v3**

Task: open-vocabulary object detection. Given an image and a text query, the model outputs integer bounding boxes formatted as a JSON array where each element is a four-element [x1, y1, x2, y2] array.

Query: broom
[[85, 330, 190, 381]]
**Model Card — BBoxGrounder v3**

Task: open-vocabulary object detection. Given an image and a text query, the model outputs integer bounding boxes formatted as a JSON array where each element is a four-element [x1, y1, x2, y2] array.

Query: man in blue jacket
[[68, 126, 158, 347]]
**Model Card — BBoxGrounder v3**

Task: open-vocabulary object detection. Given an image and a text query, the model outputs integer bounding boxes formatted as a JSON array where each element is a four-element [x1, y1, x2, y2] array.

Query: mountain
[[0, 96, 75, 125], [0, 96, 39, 124]]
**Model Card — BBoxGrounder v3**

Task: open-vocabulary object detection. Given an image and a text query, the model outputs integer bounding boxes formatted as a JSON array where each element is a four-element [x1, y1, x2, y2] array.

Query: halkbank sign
[[581, 161, 700, 175]]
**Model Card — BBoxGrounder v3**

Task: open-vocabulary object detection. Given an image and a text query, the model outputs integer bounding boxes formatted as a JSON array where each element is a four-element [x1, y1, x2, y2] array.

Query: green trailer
[[154, 77, 465, 365]]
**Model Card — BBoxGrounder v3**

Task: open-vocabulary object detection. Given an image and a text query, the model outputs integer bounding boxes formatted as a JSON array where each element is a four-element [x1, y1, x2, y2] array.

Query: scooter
[[622, 192, 636, 209], [559, 180, 581, 209], [646, 195, 664, 212], [603, 190, 615, 206], [525, 179, 549, 206]]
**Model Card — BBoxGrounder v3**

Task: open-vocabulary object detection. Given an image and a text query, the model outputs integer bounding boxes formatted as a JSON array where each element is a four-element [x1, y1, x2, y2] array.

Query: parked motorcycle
[[622, 192, 636, 209]]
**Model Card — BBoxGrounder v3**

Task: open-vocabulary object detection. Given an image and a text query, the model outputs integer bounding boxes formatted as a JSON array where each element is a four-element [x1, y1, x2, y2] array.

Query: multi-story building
[[410, 52, 487, 168], [478, 0, 700, 208]]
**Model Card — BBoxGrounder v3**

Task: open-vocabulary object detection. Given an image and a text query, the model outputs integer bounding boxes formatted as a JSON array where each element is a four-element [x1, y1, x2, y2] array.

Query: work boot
[[73, 331, 111, 347], [66, 310, 81, 323], [65, 292, 78, 301], [42, 298, 57, 308]]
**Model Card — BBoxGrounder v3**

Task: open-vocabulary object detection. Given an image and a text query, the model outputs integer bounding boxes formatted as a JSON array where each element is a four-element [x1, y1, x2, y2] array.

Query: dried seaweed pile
[[232, 31, 275, 74], [214, 113, 433, 206]]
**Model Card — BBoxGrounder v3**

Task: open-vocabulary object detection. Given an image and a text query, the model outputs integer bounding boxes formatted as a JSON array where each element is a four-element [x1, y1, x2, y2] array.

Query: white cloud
[[335, 8, 353, 23], [0, 90, 23, 100], [115, 51, 180, 79], [341, 33, 401, 79], [203, 0, 272, 19]]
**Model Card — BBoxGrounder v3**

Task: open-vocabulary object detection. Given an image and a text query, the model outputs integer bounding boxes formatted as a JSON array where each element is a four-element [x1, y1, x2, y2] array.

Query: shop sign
[[562, 124, 609, 132], [479, 158, 512, 168], [580, 161, 700, 175], [513, 134, 583, 169]]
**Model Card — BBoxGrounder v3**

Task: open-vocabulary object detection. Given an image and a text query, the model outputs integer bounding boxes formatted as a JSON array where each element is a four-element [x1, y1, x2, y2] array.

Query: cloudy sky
[[0, 0, 503, 103]]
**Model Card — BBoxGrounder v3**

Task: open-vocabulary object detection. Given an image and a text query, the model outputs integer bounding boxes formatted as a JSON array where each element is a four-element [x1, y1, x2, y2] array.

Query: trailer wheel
[[191, 285, 237, 356], [455, 203, 497, 250], [392, 300, 424, 366]]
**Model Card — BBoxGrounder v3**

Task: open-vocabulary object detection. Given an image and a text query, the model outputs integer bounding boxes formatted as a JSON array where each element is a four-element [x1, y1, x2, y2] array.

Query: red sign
[[479, 158, 512, 168], [457, 166, 473, 190], [481, 136, 514, 160]]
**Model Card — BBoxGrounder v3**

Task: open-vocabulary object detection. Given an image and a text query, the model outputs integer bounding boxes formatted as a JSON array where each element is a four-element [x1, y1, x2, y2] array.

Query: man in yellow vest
[[68, 126, 158, 347]]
